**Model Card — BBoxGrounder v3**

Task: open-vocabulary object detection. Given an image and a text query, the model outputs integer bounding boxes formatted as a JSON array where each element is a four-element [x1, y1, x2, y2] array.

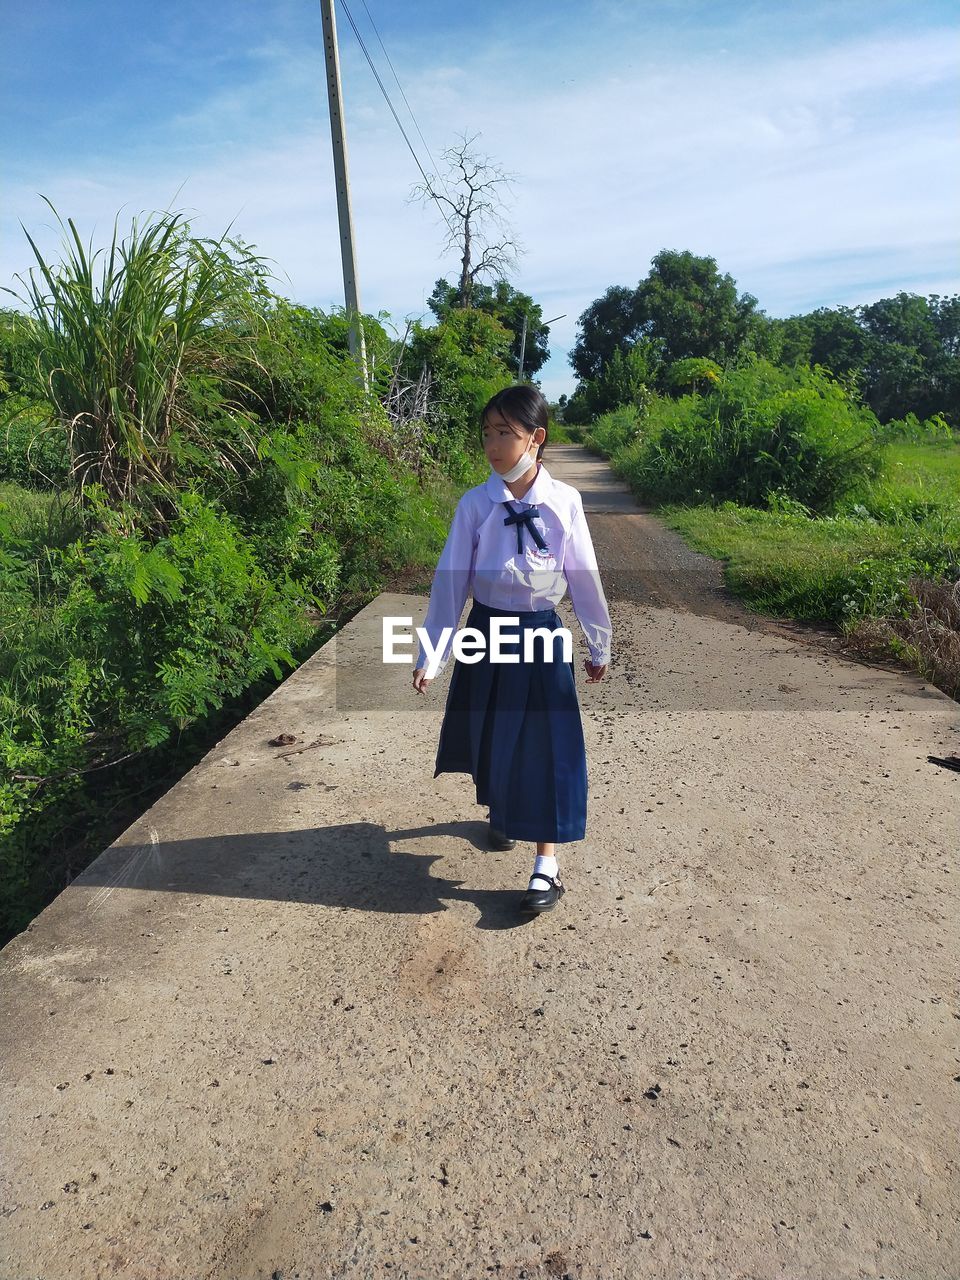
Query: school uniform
[[415, 461, 612, 843]]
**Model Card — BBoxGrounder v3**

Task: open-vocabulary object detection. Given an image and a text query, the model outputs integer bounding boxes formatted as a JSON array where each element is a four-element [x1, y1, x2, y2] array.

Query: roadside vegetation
[[0, 199, 532, 943], [561, 251, 958, 703], [2, 200, 956, 944]]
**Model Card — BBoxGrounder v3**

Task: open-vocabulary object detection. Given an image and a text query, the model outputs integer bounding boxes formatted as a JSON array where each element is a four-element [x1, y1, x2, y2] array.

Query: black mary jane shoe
[[487, 824, 517, 852], [518, 872, 565, 914]]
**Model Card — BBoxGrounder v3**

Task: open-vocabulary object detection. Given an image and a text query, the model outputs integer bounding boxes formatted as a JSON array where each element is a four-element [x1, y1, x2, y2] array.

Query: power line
[[335, 0, 459, 242], [357, 0, 444, 184]]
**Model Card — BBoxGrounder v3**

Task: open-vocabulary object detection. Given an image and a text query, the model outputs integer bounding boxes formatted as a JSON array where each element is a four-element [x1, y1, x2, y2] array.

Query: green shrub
[[873, 410, 954, 447], [582, 404, 643, 455], [400, 308, 515, 462], [0, 396, 70, 488], [5, 199, 276, 529], [608, 357, 882, 512], [0, 203, 507, 943], [0, 486, 314, 912]]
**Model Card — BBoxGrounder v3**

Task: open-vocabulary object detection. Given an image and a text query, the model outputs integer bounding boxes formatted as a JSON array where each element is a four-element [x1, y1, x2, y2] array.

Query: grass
[[547, 419, 578, 444], [651, 436, 960, 696], [0, 480, 85, 552], [3, 198, 271, 532], [655, 501, 904, 622], [883, 439, 960, 487]]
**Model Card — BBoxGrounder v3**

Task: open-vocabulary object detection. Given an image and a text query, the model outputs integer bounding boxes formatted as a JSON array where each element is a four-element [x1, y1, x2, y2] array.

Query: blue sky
[[3, 0, 958, 399]]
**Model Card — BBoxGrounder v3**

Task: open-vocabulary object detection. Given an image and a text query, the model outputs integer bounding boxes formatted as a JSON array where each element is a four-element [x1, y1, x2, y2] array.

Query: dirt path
[[554, 443, 904, 665], [1, 447, 958, 1279]]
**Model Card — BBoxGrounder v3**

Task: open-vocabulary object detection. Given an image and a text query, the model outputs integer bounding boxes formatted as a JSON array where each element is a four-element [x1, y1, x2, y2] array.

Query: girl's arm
[[563, 498, 612, 671], [414, 494, 477, 678]]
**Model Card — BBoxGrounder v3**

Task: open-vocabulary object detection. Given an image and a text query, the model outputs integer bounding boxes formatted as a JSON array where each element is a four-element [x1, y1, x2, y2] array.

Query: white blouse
[[414, 462, 613, 676]]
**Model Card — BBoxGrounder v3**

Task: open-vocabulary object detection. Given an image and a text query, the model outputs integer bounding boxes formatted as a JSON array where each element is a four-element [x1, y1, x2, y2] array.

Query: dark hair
[[480, 384, 550, 461]]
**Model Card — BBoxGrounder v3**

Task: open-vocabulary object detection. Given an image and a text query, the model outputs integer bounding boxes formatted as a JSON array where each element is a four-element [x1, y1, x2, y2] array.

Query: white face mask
[[493, 442, 538, 483]]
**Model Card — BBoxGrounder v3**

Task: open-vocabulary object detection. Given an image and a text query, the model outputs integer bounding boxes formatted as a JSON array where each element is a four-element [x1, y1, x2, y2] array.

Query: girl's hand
[[412, 667, 432, 694], [584, 660, 607, 683]]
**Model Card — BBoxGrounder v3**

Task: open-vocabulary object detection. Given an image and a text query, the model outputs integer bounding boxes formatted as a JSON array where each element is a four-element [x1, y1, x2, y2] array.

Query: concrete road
[[2, 446, 958, 1279]]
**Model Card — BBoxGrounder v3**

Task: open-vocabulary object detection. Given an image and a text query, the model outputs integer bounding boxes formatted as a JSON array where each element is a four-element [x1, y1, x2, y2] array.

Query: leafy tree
[[569, 250, 765, 396], [928, 293, 960, 426], [859, 291, 941, 357], [773, 305, 871, 378], [929, 293, 960, 358], [427, 277, 549, 376], [857, 292, 946, 422], [772, 293, 960, 425], [564, 341, 659, 423], [569, 284, 648, 382], [635, 249, 764, 369], [399, 307, 514, 463], [665, 356, 723, 395]]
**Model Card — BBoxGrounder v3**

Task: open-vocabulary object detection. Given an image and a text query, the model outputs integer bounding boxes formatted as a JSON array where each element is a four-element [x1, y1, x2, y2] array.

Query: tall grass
[[3, 197, 273, 532]]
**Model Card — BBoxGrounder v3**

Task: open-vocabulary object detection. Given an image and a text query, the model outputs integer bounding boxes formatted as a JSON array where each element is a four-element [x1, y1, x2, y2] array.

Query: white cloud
[[3, 23, 957, 402]]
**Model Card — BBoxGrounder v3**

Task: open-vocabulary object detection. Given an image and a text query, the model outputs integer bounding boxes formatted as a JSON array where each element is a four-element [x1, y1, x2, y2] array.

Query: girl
[[412, 384, 612, 915]]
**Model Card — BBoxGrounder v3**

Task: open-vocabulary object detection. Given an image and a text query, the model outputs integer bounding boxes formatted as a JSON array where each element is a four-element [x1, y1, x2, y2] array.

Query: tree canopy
[[570, 250, 767, 384], [567, 251, 960, 427], [426, 277, 549, 377]]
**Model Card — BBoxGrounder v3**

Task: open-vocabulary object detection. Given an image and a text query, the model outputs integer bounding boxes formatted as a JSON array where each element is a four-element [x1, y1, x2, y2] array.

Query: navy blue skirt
[[433, 597, 587, 843]]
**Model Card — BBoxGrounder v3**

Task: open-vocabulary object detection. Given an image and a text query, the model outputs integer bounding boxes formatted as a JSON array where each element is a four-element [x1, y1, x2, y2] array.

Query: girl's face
[[482, 411, 544, 475]]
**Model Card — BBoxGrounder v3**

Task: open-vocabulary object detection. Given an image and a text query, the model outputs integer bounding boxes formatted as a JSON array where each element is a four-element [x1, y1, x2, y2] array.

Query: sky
[[2, 0, 958, 401]]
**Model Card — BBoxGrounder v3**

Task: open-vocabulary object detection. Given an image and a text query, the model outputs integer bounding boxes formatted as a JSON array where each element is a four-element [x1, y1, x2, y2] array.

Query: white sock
[[530, 854, 559, 888]]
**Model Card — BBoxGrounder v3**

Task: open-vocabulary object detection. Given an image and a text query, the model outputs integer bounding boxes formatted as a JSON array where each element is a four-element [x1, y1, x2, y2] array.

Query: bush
[[873, 410, 954, 447], [399, 308, 515, 464], [582, 404, 643, 455], [5, 199, 276, 529], [0, 203, 505, 943], [0, 486, 315, 928], [0, 395, 70, 488], [611, 357, 883, 512]]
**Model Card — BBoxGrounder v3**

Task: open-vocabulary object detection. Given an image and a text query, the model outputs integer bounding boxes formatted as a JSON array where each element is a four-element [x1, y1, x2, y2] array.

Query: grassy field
[[654, 438, 958, 618], [656, 501, 910, 620], [884, 438, 960, 487]]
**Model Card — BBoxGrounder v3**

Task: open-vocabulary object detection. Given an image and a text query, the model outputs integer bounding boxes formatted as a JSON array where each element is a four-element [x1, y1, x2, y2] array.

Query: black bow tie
[[503, 501, 549, 554]]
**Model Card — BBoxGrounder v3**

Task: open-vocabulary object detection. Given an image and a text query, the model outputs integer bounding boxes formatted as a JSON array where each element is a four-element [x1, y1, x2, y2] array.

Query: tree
[[765, 294, 960, 424], [398, 307, 514, 450], [571, 342, 659, 421], [665, 356, 723, 395], [426, 276, 549, 377], [859, 291, 941, 357], [927, 294, 960, 427], [772, 305, 871, 378], [634, 249, 764, 369], [929, 294, 960, 358], [569, 251, 764, 395], [411, 132, 524, 309], [857, 292, 959, 424], [569, 285, 648, 383]]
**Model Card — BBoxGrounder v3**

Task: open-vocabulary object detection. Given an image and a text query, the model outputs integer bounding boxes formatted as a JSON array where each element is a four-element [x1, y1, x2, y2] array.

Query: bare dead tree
[[368, 319, 436, 474], [382, 319, 432, 427], [410, 131, 524, 308]]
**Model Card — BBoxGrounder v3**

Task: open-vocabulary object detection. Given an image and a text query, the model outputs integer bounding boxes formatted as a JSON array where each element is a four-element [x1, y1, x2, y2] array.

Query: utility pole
[[518, 312, 565, 381], [517, 312, 528, 382], [319, 0, 369, 391]]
